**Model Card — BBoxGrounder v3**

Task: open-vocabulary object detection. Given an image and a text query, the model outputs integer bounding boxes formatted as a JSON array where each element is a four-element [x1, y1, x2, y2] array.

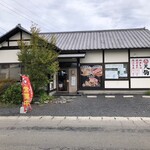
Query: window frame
[[79, 63, 103, 90], [0, 63, 21, 81], [104, 62, 129, 80]]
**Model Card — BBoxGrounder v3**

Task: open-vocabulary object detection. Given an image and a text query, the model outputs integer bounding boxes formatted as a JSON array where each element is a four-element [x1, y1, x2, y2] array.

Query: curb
[[0, 116, 150, 121]]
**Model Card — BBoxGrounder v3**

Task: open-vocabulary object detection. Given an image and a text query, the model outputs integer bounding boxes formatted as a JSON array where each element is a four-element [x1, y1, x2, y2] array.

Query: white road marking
[[87, 95, 97, 98], [123, 95, 134, 98], [105, 95, 115, 98], [142, 95, 150, 98]]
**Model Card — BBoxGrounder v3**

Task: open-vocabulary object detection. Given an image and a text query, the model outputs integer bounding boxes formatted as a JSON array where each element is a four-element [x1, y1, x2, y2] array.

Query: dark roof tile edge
[[39, 28, 146, 34]]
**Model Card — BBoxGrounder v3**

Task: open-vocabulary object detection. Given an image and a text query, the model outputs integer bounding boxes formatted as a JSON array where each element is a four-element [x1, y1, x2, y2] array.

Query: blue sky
[[0, 0, 150, 35]]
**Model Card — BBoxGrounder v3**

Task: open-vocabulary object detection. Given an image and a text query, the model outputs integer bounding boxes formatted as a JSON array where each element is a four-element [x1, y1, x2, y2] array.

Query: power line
[[11, 0, 53, 31], [0, 26, 7, 32], [0, 2, 34, 23], [0, 1, 61, 32], [0, 1, 47, 31], [13, 0, 67, 31], [0, 26, 7, 36], [0, 31, 4, 35]]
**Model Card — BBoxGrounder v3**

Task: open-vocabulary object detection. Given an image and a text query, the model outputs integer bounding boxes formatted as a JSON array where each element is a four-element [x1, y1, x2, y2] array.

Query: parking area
[[0, 95, 150, 117]]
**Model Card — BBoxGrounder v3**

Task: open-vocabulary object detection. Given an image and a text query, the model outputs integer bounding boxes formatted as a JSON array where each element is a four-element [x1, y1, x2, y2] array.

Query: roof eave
[[0, 24, 31, 43]]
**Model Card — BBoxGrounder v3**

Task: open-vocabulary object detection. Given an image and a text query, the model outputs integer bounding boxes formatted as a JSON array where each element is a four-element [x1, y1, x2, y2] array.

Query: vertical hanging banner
[[20, 75, 33, 113]]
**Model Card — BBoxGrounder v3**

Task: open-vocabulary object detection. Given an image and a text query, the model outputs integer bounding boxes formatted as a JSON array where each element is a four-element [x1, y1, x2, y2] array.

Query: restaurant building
[[1, 24, 150, 94]]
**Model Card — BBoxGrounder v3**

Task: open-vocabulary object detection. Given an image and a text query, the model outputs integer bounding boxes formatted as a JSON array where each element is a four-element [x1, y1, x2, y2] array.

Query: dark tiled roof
[[40, 28, 150, 51]]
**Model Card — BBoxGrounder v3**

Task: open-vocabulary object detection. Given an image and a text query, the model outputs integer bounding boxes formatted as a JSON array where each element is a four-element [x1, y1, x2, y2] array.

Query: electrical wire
[[0, 26, 7, 32], [0, 2, 34, 23], [0, 1, 58, 32], [12, 0, 58, 31]]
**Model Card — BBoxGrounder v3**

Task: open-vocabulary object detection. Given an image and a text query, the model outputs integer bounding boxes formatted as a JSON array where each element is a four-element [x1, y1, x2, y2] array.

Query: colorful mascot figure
[[20, 75, 33, 113]]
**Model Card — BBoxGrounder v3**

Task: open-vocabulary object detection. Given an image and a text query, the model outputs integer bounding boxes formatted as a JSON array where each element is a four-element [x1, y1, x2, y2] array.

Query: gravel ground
[[0, 95, 150, 117]]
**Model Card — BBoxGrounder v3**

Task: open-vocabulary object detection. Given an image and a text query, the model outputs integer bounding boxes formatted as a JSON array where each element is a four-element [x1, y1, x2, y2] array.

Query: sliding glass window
[[0, 64, 21, 80], [105, 63, 128, 79]]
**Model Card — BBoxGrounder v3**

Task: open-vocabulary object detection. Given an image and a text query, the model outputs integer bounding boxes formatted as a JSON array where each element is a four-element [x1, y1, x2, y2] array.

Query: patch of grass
[[145, 90, 150, 95], [0, 102, 17, 108]]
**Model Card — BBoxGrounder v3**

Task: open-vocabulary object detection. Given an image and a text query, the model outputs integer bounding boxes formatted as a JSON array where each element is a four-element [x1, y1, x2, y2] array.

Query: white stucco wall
[[80, 51, 103, 63], [131, 78, 150, 88], [9, 32, 30, 40], [105, 50, 128, 62], [22, 32, 31, 39], [105, 80, 129, 88], [1, 41, 8, 47], [9, 33, 20, 40], [130, 49, 150, 57], [0, 50, 20, 63], [9, 41, 18, 46]]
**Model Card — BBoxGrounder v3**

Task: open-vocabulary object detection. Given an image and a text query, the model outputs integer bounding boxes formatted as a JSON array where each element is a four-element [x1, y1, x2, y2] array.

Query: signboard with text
[[130, 58, 150, 77]]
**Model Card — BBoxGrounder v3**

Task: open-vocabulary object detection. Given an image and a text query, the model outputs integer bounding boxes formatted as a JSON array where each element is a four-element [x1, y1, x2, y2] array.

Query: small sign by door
[[71, 76, 76, 86]]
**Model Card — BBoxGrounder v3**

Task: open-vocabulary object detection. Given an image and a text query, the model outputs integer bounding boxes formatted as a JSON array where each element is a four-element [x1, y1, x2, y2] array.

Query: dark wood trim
[[7, 40, 9, 47], [20, 31, 23, 40], [79, 88, 150, 90], [128, 49, 131, 89], [105, 62, 128, 64], [130, 56, 150, 58], [77, 58, 80, 92], [7, 39, 30, 42], [102, 50, 105, 89], [0, 62, 21, 65], [0, 46, 19, 50], [98, 88, 149, 90], [105, 79, 129, 81], [130, 76, 150, 78]]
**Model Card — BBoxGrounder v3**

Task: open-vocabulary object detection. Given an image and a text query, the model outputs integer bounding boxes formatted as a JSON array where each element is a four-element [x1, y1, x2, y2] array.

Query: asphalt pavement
[[0, 94, 150, 117]]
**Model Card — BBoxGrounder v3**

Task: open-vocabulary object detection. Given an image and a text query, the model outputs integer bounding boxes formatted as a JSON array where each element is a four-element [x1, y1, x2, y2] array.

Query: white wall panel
[[9, 41, 18, 46], [105, 80, 129, 88], [22, 32, 31, 39], [105, 50, 128, 62], [130, 49, 150, 57], [80, 51, 103, 63], [131, 78, 150, 88], [1, 41, 8, 47], [9, 33, 20, 40], [8, 32, 30, 40], [0, 50, 20, 63]]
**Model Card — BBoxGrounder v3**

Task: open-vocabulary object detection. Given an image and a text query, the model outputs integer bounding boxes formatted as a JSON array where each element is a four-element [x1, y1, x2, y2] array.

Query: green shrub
[[1, 83, 22, 105], [0, 79, 16, 95], [145, 90, 150, 95], [39, 92, 54, 104]]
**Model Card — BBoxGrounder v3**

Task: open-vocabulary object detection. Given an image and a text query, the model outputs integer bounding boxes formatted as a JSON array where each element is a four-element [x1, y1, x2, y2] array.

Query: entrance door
[[58, 70, 68, 91]]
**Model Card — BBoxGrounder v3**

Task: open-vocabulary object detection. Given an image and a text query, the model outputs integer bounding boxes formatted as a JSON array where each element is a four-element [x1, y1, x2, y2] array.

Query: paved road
[[0, 95, 150, 117], [0, 116, 150, 150]]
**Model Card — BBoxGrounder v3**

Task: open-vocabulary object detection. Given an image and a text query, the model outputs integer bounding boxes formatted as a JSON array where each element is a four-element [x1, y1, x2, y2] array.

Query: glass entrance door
[[58, 70, 68, 91]]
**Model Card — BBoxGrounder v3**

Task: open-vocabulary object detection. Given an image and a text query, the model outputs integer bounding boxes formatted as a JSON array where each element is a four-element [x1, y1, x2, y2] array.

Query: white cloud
[[0, 0, 150, 35]]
